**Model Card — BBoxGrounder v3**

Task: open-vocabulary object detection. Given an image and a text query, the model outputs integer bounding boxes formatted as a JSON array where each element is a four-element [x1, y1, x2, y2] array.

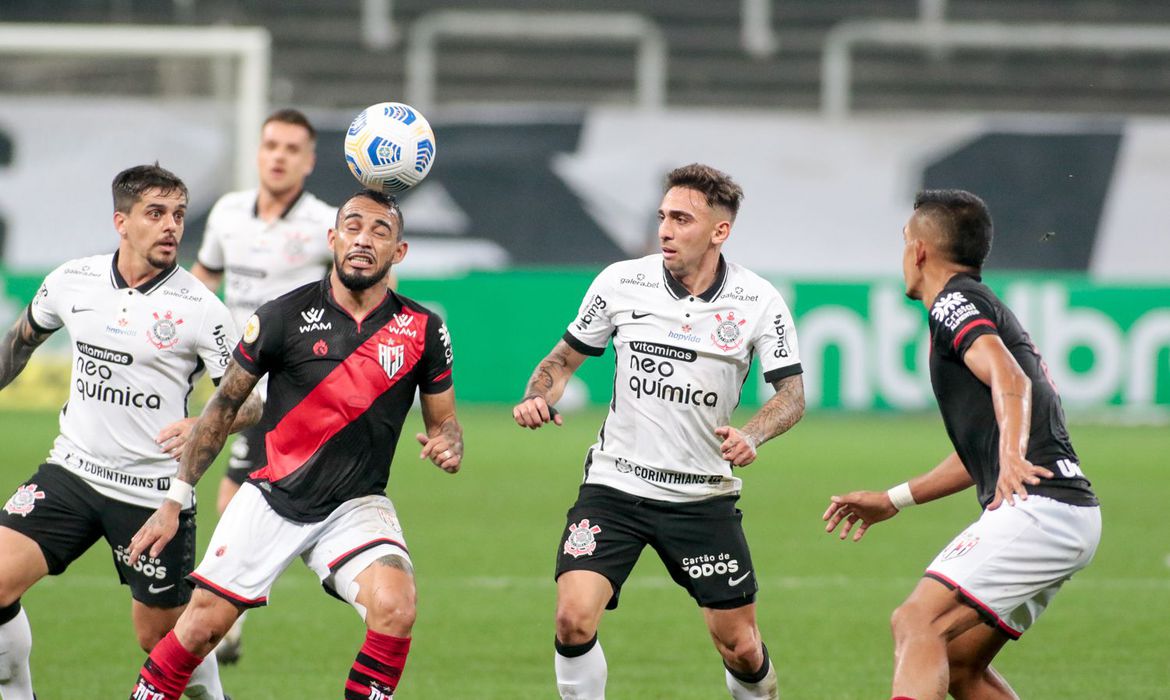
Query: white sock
[[554, 635, 606, 700], [725, 658, 779, 700], [183, 652, 225, 700], [0, 605, 34, 700]]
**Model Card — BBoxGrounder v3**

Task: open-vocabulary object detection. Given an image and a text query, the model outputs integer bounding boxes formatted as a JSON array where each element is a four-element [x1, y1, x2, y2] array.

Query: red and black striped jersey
[[927, 273, 1096, 509], [233, 277, 453, 522]]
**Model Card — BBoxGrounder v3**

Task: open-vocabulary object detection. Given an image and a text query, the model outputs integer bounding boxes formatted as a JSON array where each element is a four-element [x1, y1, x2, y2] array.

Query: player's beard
[[336, 255, 392, 292]]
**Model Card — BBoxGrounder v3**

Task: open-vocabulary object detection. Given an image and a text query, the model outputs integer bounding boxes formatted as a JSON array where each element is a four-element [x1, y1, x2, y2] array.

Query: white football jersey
[[564, 255, 802, 502], [27, 254, 237, 509], [196, 189, 335, 335]]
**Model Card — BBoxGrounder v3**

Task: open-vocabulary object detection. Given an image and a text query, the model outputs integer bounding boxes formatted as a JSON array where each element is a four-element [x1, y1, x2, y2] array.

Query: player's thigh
[[191, 483, 311, 609], [894, 576, 985, 643], [554, 485, 652, 611], [0, 527, 48, 604], [0, 463, 103, 585], [101, 496, 197, 609], [924, 498, 1100, 638], [650, 495, 757, 609], [302, 493, 415, 622], [945, 622, 1011, 678]]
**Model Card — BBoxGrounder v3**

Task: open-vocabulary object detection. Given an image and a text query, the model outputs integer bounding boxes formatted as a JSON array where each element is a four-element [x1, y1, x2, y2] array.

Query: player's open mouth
[[346, 253, 375, 269], [661, 247, 677, 258]]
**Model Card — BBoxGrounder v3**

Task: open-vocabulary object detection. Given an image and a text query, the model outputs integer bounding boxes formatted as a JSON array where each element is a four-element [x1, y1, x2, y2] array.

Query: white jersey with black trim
[[26, 253, 237, 509], [563, 254, 802, 502], [196, 189, 334, 335]]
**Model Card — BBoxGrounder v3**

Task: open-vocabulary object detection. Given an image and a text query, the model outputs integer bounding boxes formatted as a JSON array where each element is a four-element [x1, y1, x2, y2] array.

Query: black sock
[[555, 633, 598, 658], [725, 642, 770, 684], [0, 599, 21, 626]]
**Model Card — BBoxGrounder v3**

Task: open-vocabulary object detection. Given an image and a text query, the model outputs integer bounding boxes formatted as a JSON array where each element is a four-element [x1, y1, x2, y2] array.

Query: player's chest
[[613, 298, 761, 360], [280, 311, 426, 387], [67, 290, 205, 367], [220, 220, 322, 268]]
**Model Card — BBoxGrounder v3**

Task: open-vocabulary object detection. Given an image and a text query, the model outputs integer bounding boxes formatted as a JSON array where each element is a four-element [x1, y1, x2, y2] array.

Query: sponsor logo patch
[[563, 518, 601, 558], [3, 483, 45, 517], [299, 307, 333, 333], [313, 339, 329, 356], [243, 314, 260, 343]]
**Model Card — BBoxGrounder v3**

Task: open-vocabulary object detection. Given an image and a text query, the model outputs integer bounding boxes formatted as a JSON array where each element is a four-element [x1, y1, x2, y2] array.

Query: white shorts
[[190, 483, 411, 611], [925, 496, 1101, 638]]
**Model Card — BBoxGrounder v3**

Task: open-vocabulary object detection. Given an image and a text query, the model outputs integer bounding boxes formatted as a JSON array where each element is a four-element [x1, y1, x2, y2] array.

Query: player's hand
[[128, 500, 181, 561], [416, 432, 461, 473], [512, 396, 562, 430], [988, 454, 1053, 510], [156, 417, 198, 460], [715, 426, 758, 467], [823, 490, 897, 542]]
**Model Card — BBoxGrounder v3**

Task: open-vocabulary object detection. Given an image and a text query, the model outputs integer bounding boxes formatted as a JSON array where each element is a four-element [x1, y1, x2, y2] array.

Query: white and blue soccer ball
[[343, 102, 436, 193]]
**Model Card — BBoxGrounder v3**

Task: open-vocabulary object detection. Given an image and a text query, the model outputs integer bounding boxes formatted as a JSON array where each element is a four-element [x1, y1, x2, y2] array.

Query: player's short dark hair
[[337, 189, 404, 236], [111, 163, 188, 214], [913, 189, 994, 269], [665, 163, 744, 219], [263, 108, 317, 141]]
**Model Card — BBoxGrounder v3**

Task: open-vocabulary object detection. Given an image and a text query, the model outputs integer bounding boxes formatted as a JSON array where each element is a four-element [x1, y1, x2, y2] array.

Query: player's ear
[[326, 227, 337, 249], [391, 239, 408, 265], [113, 210, 128, 238], [712, 219, 732, 244]]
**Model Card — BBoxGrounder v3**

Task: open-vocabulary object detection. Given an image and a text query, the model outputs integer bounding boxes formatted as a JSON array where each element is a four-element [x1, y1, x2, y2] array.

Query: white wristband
[[887, 482, 916, 511], [164, 479, 194, 507]]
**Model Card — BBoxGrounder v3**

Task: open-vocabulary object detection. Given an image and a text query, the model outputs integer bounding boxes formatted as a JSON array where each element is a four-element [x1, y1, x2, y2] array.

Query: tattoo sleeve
[[523, 340, 582, 404], [741, 374, 806, 447], [0, 312, 54, 391], [179, 360, 260, 485], [435, 414, 463, 456]]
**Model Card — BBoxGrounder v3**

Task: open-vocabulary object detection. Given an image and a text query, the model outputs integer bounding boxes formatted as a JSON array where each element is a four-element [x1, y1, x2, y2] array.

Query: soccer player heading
[[823, 190, 1100, 700], [127, 188, 460, 700], [0, 164, 262, 700], [191, 107, 344, 665], [515, 163, 805, 700]]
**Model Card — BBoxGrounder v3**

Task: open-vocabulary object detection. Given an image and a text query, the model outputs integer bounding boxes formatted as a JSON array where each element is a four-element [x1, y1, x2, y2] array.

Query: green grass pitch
[[1, 406, 1167, 698]]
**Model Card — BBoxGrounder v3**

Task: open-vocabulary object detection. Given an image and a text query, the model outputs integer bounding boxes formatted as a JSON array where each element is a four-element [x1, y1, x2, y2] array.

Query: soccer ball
[[343, 102, 436, 193]]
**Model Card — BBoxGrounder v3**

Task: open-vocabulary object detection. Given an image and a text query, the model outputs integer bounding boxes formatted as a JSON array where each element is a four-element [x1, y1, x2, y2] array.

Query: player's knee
[[365, 587, 416, 636], [554, 601, 599, 646], [890, 601, 930, 637], [136, 626, 167, 654], [946, 657, 989, 698]]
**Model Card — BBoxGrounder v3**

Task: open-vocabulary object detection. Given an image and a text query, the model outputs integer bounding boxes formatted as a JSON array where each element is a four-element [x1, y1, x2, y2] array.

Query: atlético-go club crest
[[942, 533, 980, 561], [378, 342, 405, 379], [147, 310, 183, 349], [563, 518, 601, 558], [711, 311, 747, 351], [4, 483, 45, 517]]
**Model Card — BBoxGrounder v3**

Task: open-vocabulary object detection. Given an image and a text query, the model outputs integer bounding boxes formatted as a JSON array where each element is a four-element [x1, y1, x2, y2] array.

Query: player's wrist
[[886, 482, 916, 511], [164, 479, 194, 508]]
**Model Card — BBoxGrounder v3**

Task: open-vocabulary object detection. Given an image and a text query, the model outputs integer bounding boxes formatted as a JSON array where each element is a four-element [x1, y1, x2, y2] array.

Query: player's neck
[[920, 266, 972, 309], [671, 254, 722, 297], [328, 271, 387, 320], [115, 248, 168, 289], [256, 185, 302, 222]]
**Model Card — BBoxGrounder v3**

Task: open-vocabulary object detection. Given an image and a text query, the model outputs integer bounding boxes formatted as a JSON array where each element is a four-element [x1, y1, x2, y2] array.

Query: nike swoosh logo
[[728, 571, 751, 587], [71, 305, 95, 313], [631, 311, 651, 319], [148, 583, 175, 594]]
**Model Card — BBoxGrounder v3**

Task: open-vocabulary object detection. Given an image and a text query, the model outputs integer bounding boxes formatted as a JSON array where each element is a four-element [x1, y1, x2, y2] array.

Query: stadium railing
[[404, 10, 667, 112], [821, 20, 1170, 119]]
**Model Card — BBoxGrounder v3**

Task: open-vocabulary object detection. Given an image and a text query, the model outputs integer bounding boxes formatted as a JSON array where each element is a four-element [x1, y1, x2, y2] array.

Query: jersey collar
[[252, 188, 306, 220], [109, 250, 179, 294], [321, 276, 396, 325], [662, 255, 728, 302]]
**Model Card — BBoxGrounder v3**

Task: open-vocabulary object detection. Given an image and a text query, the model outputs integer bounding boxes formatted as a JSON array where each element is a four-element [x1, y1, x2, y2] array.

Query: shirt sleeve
[[232, 301, 284, 377], [196, 201, 226, 272], [754, 289, 802, 384], [562, 270, 615, 356], [26, 265, 66, 333], [929, 287, 1000, 359], [417, 314, 454, 395], [196, 298, 238, 383]]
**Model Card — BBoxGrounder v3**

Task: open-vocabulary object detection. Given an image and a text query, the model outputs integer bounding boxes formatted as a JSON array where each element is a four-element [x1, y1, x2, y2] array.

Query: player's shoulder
[[210, 188, 257, 213], [394, 292, 445, 324], [720, 260, 786, 306], [259, 278, 326, 316], [157, 266, 227, 307], [50, 253, 112, 282], [931, 274, 998, 318], [594, 254, 662, 287]]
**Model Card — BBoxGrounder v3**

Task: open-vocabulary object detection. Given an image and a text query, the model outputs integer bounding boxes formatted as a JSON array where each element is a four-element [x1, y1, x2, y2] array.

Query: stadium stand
[[6, 0, 1170, 112]]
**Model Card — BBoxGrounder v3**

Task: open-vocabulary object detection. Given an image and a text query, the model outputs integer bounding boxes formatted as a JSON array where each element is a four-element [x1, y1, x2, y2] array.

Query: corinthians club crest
[[4, 483, 45, 517], [378, 342, 405, 379], [147, 310, 183, 349], [711, 311, 747, 351], [563, 518, 602, 558]]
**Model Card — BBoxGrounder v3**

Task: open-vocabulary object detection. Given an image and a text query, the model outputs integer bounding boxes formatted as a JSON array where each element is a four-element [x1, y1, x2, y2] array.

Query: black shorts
[[0, 462, 196, 608], [555, 484, 758, 610], [224, 423, 267, 485]]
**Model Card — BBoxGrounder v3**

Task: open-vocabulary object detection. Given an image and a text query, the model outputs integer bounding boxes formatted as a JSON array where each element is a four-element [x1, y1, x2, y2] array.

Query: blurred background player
[[0, 164, 261, 700], [191, 108, 340, 664], [514, 164, 805, 700], [126, 189, 460, 700], [823, 190, 1100, 700]]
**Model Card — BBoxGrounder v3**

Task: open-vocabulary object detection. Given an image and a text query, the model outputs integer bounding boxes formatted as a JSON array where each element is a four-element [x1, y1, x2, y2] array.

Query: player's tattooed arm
[[514, 340, 587, 428], [418, 388, 462, 473], [180, 360, 261, 485], [717, 374, 805, 466], [0, 312, 54, 391]]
